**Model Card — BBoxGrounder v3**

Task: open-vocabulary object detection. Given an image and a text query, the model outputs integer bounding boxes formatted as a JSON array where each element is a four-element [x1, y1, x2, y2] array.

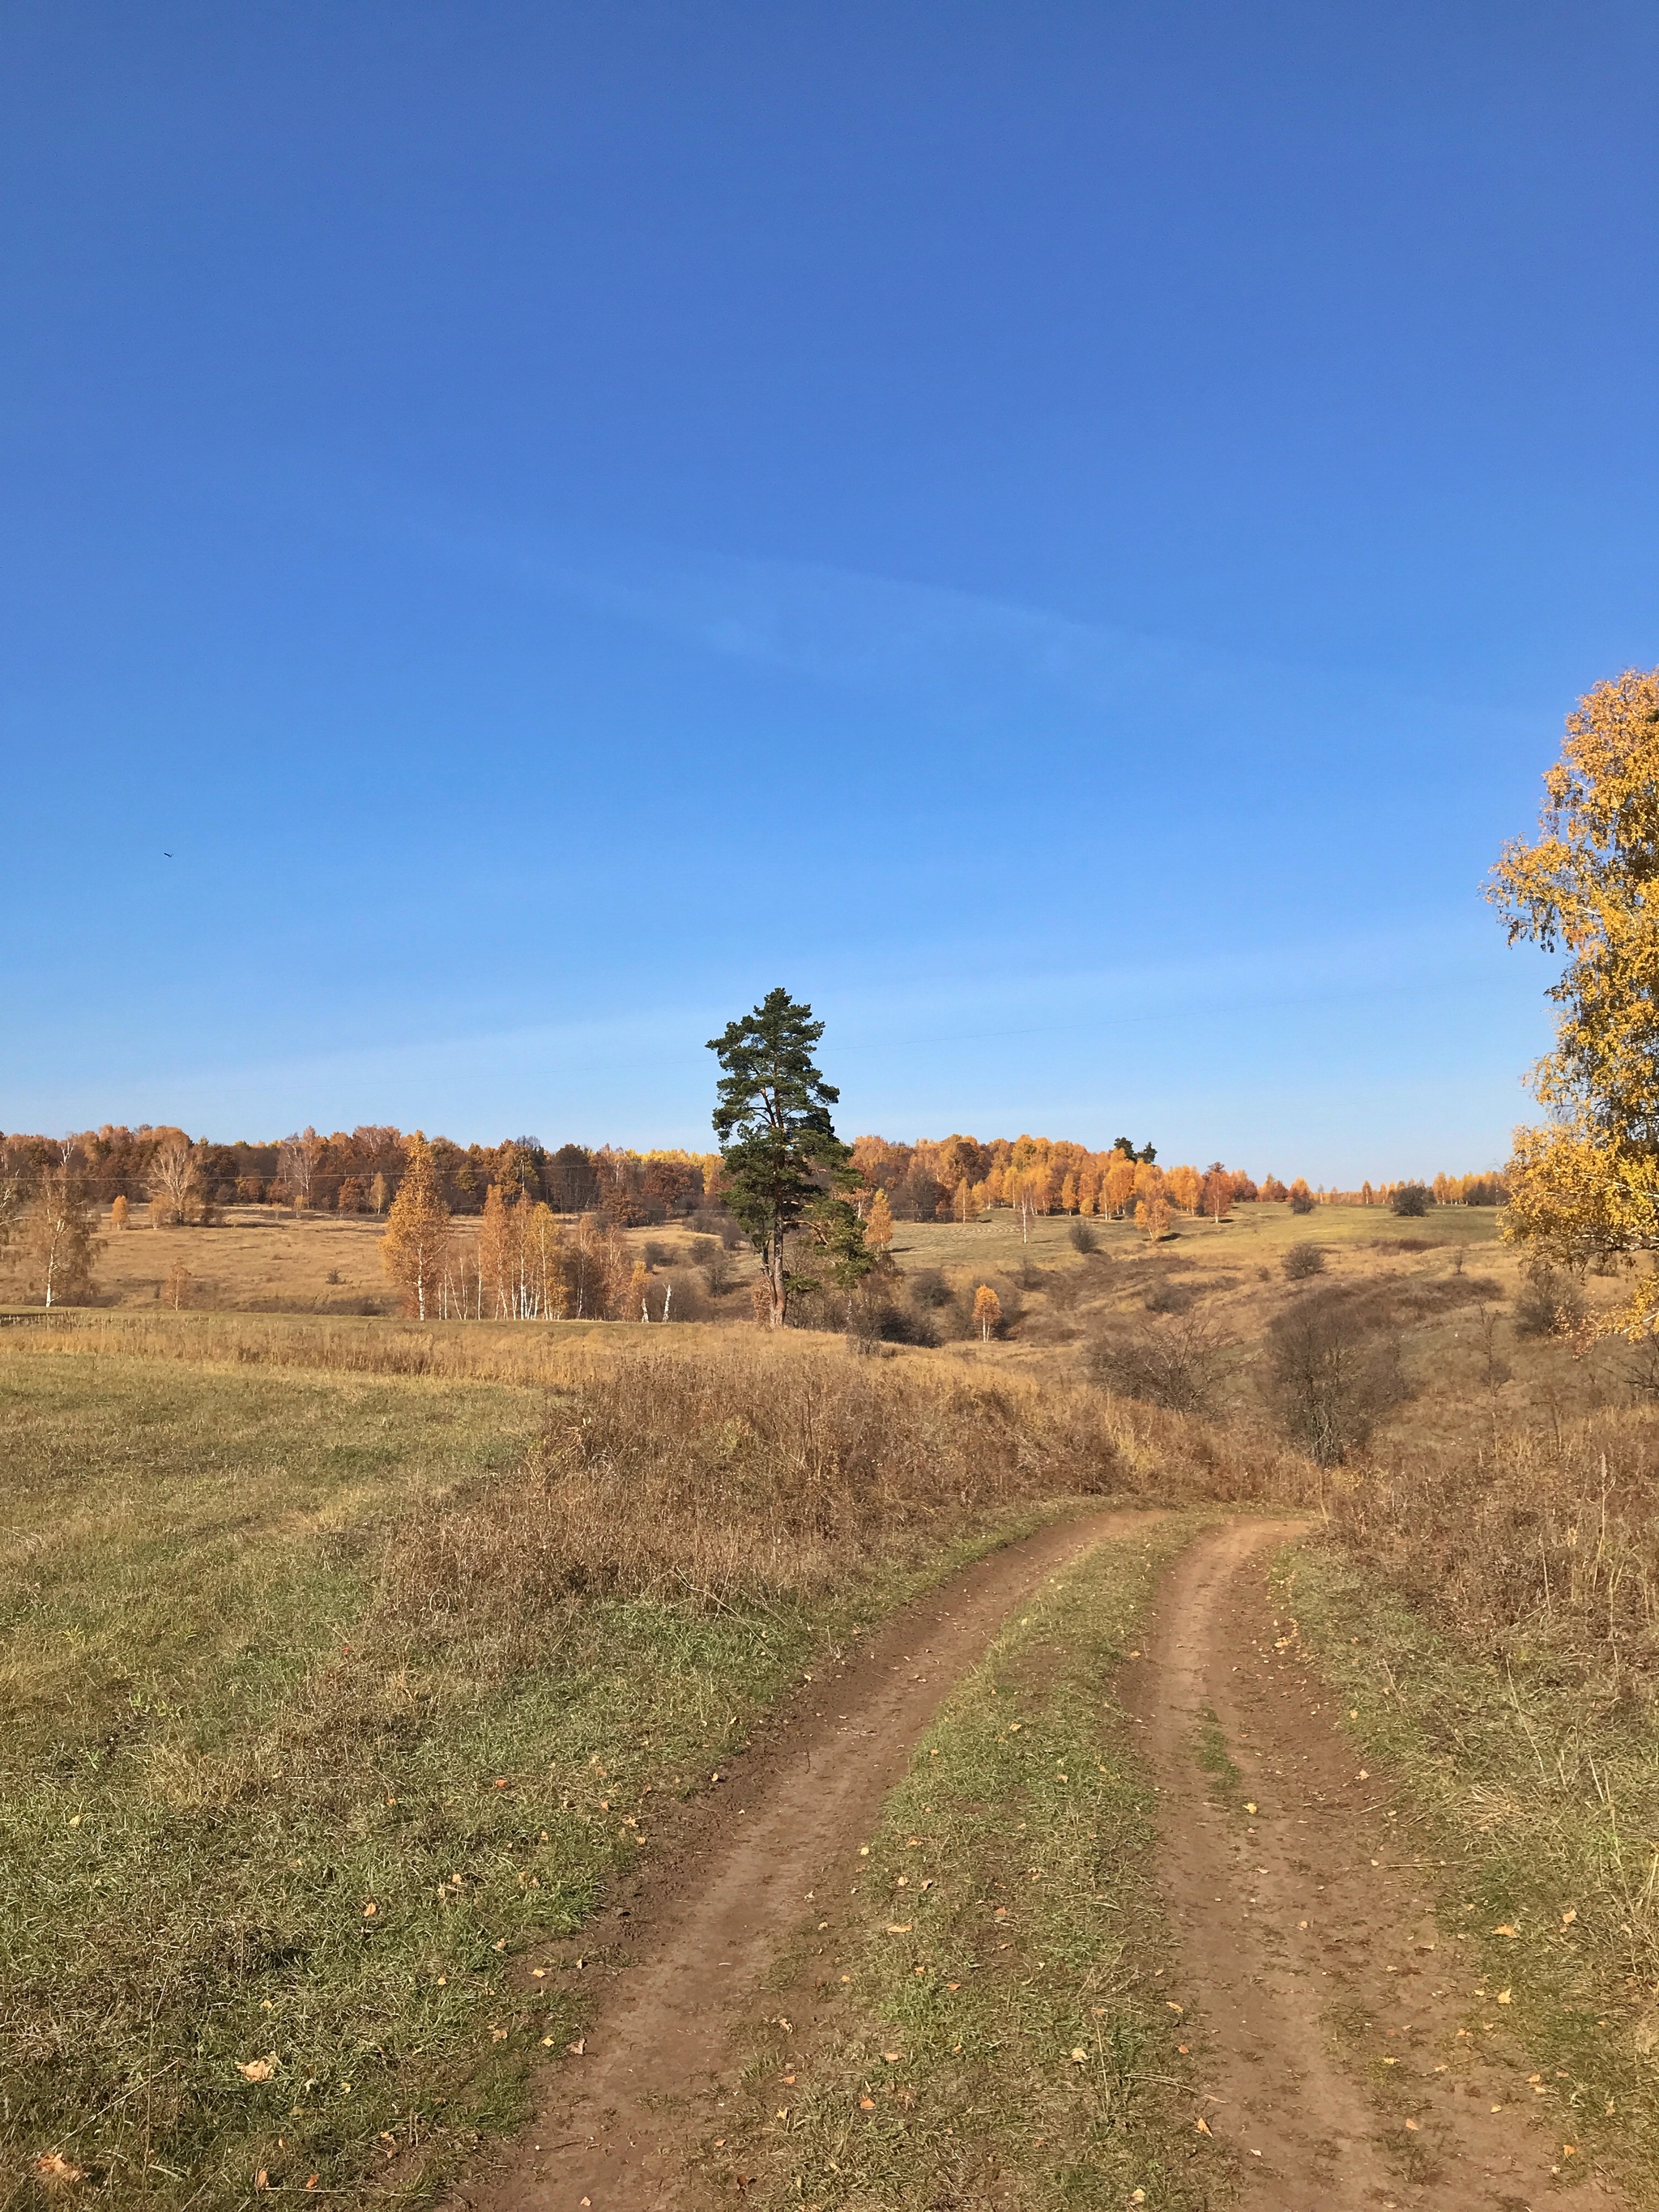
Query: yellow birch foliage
[[1103, 1157, 1136, 1219], [1489, 668, 1659, 1334], [971, 1283, 1000, 1340], [379, 1134, 451, 1322], [1136, 1194, 1171, 1244], [864, 1188, 893, 1249]]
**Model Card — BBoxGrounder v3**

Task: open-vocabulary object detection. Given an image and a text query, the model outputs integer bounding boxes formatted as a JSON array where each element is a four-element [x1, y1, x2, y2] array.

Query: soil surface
[[450, 1509, 1155, 2212], [455, 1515, 1623, 2212], [1133, 1517, 1623, 2209]]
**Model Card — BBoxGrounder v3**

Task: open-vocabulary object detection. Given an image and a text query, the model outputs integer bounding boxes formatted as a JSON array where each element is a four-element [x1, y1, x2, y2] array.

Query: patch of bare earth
[[449, 1510, 1158, 2212], [1133, 1519, 1626, 2210]]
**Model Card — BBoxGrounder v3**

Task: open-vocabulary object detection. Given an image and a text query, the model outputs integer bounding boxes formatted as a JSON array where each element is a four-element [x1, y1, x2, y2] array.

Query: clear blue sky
[[3, 3, 1654, 1181]]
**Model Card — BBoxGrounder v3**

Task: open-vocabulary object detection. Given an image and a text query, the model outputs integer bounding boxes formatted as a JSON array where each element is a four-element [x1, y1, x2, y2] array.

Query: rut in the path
[[1136, 1519, 1623, 2212], [450, 1510, 1158, 2212]]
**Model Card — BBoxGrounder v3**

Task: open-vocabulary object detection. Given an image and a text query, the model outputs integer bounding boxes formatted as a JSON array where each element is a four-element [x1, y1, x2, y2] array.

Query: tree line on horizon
[[0, 1114, 1507, 1315]]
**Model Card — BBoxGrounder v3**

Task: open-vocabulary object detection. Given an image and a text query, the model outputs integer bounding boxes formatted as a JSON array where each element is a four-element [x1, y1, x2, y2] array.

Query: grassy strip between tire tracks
[[1282, 1537, 1659, 2202], [699, 1515, 1225, 2212]]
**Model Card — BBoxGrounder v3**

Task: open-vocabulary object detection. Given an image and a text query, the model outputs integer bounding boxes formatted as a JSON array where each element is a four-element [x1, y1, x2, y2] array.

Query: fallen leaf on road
[[1070, 2048, 1087, 2062], [362, 1901, 377, 1918], [34, 2154, 84, 2185], [886, 1923, 913, 1933], [237, 2056, 278, 2082], [1561, 1908, 1578, 1927], [1497, 1990, 1512, 2005], [859, 2096, 875, 2111], [1166, 2001, 1183, 2014], [1194, 2116, 1211, 2136], [1492, 1924, 1519, 1937], [883, 2051, 902, 2063], [566, 2039, 586, 2055]]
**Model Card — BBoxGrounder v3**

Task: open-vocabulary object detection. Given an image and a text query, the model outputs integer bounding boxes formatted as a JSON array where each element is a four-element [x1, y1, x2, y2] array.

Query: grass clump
[[707, 1519, 1222, 2212]]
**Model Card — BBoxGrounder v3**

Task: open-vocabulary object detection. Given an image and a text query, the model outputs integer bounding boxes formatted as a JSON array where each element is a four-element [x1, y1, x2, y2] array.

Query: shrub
[[1289, 1192, 1316, 1216], [1261, 1288, 1407, 1465], [1389, 1183, 1432, 1217], [1090, 1313, 1226, 1416], [1514, 1261, 1586, 1338], [1282, 1243, 1325, 1281], [1068, 1221, 1099, 1255]]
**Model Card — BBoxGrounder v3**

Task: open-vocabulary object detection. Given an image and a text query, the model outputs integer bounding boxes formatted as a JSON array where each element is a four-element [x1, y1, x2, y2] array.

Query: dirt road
[[1137, 1517, 1615, 2209], [452, 1509, 1156, 2212], [457, 1515, 1617, 2211]]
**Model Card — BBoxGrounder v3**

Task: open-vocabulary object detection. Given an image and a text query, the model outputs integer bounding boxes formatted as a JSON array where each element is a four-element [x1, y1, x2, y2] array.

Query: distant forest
[[0, 1123, 1508, 1225]]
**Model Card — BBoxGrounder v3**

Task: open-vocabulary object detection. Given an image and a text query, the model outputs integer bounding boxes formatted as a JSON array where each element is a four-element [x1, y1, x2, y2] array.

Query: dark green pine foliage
[[707, 987, 875, 1327]]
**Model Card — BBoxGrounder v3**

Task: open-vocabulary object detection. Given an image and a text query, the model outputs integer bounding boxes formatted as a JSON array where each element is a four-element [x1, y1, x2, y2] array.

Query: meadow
[[9, 1200, 1659, 2206]]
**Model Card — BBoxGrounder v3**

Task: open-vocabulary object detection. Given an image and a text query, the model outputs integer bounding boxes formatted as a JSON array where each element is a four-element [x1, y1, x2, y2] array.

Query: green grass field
[[0, 1326, 1134, 2208]]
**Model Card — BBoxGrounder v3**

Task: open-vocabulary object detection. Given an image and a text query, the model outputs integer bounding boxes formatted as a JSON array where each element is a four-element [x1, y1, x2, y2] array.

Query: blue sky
[[2, 2, 1654, 1180]]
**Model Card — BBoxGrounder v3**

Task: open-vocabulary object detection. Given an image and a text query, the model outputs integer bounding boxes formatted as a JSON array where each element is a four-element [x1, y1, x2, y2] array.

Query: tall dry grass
[[378, 1340, 1315, 1626], [1330, 1406, 1659, 1697]]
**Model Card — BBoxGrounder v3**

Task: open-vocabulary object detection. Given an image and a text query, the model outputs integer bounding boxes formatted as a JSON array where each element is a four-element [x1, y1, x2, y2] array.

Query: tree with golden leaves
[[864, 1187, 893, 1250], [1167, 1164, 1201, 1216], [1490, 667, 1659, 1335], [110, 1194, 129, 1230], [1103, 1155, 1136, 1220], [20, 1161, 103, 1307], [1136, 1193, 1171, 1244], [380, 1133, 451, 1320], [972, 1283, 1001, 1340]]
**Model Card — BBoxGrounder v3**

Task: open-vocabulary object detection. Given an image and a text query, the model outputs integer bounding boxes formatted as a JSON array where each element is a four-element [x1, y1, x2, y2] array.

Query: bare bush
[[1282, 1242, 1325, 1281], [1262, 1288, 1406, 1465], [1090, 1313, 1226, 1416], [1514, 1261, 1586, 1339], [1068, 1221, 1099, 1255], [1389, 1183, 1432, 1217]]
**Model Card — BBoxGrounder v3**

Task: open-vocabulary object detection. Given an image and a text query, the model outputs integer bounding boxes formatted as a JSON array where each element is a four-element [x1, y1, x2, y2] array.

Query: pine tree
[[379, 1134, 452, 1321], [972, 1283, 1001, 1340], [708, 987, 865, 1328]]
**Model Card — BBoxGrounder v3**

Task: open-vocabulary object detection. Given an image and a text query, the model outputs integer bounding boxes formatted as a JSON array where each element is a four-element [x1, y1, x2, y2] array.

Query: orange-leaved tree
[[972, 1283, 1001, 1340], [21, 1161, 103, 1308], [865, 1187, 893, 1250], [1136, 1193, 1172, 1245], [380, 1134, 451, 1320], [1167, 1164, 1201, 1216]]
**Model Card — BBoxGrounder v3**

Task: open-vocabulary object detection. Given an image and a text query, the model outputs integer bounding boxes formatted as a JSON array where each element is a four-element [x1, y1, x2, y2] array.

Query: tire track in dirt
[[452, 1509, 1161, 2212], [1134, 1518, 1624, 2210]]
